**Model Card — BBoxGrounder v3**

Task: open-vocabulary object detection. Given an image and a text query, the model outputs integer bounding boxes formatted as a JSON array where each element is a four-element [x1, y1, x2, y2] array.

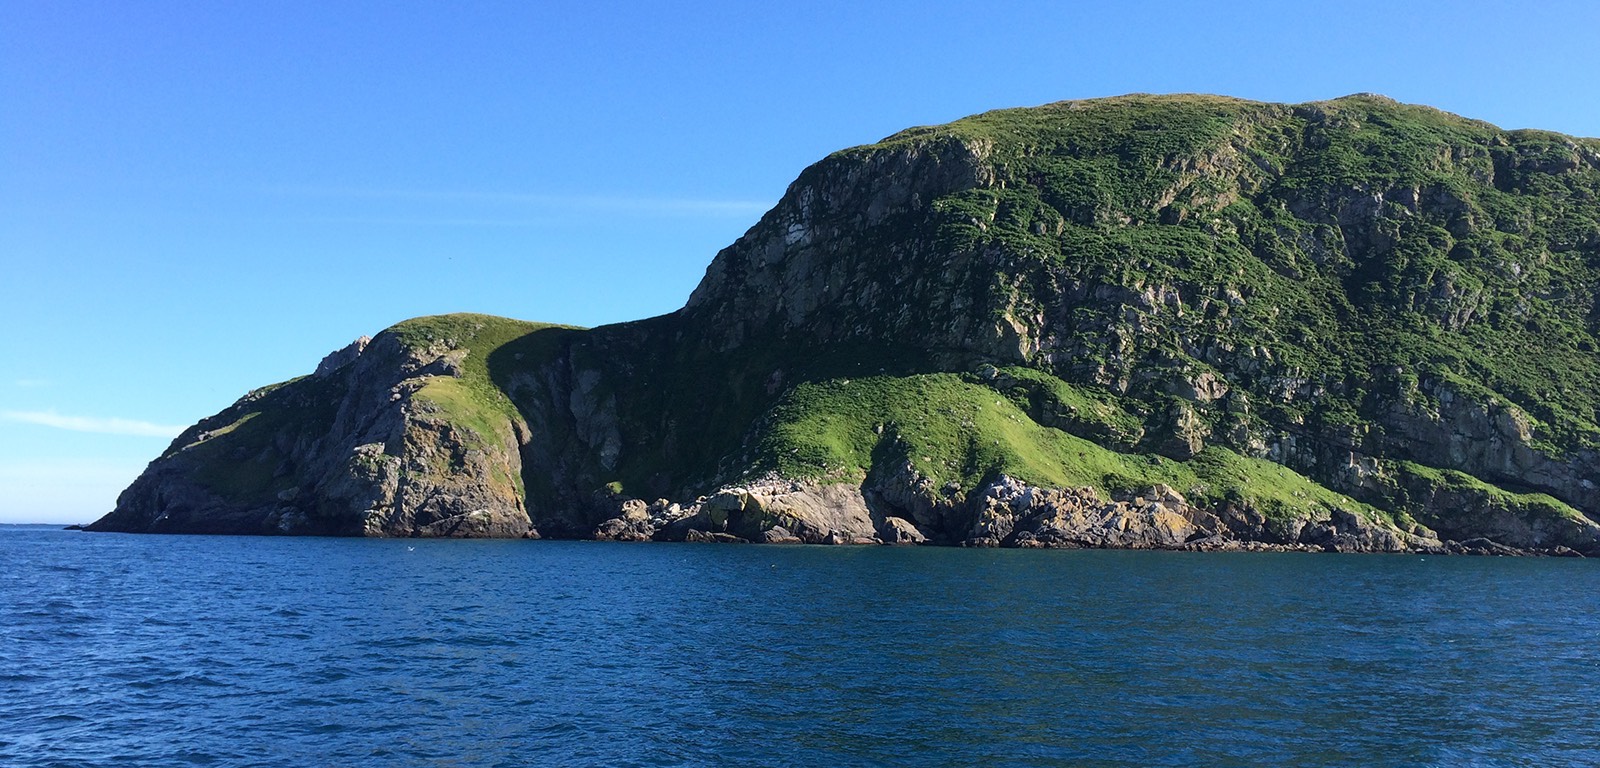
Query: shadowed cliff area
[[92, 94, 1600, 554]]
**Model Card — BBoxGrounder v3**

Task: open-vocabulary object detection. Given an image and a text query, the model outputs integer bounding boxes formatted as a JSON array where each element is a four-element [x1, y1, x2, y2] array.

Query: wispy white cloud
[[289, 215, 557, 228], [525, 194, 772, 217], [263, 185, 773, 218], [2, 410, 185, 438]]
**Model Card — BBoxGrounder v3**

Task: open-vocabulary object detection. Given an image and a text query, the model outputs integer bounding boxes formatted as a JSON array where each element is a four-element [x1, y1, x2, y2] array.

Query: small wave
[[175, 674, 230, 688], [531, 721, 583, 737], [450, 634, 517, 648], [363, 636, 433, 649]]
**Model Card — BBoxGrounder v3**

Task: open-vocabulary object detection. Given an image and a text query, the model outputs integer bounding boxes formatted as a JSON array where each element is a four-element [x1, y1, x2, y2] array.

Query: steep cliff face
[[95, 94, 1600, 553]]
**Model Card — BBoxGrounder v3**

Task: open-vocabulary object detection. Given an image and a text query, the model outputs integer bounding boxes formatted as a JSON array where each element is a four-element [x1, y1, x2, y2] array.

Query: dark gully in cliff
[[92, 94, 1600, 555]]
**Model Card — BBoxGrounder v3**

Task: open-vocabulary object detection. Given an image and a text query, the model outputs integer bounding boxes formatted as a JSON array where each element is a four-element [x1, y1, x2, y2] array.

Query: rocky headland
[[90, 94, 1600, 555]]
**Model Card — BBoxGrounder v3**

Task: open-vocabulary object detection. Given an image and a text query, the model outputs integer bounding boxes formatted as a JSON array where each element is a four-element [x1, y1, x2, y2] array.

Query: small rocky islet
[[91, 94, 1600, 555]]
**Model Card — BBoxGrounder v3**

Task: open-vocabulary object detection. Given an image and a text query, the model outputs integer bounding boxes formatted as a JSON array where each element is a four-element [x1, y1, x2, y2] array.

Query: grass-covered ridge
[[389, 313, 577, 453]]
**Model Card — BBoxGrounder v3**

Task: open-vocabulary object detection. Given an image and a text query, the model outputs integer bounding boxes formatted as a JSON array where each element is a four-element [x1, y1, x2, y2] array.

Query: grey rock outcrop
[[93, 326, 533, 537], [314, 336, 370, 377]]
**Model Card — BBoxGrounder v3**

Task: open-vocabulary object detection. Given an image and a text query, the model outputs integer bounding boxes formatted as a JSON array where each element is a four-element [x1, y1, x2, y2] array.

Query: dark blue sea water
[[3, 526, 1598, 767]]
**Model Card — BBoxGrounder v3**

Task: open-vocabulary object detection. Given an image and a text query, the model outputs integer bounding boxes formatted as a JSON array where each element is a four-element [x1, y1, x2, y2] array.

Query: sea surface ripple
[[3, 526, 1598, 767]]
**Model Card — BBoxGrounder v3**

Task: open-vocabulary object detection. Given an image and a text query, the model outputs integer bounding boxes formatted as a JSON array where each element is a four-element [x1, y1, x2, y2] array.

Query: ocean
[[3, 525, 1597, 767]]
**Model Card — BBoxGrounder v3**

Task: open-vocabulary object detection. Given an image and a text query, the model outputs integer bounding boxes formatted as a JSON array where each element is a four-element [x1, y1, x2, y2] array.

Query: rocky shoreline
[[579, 477, 1591, 556]]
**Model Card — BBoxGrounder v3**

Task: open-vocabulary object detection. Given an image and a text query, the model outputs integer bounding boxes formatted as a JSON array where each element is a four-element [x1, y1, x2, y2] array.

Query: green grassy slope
[[736, 369, 1380, 524]]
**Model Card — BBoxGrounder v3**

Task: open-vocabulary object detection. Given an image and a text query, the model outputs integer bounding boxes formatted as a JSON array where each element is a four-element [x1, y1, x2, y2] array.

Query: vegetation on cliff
[[93, 94, 1600, 553]]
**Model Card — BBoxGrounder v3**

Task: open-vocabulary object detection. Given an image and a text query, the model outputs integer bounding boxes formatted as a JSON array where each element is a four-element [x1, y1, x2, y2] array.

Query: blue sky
[[4, 0, 1599, 523]]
